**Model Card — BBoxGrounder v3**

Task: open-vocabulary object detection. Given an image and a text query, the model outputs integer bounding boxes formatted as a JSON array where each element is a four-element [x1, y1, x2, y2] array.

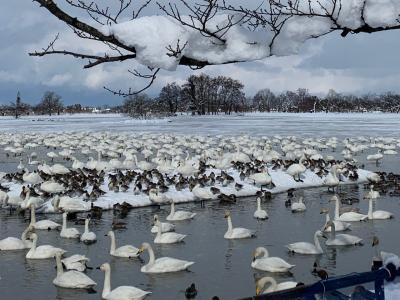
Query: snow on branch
[[30, 0, 400, 95]]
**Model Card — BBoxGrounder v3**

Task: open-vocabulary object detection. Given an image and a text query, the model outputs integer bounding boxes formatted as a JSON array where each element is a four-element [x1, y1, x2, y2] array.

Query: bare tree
[[37, 91, 63, 116], [29, 1, 400, 96], [123, 93, 152, 118], [158, 82, 182, 114]]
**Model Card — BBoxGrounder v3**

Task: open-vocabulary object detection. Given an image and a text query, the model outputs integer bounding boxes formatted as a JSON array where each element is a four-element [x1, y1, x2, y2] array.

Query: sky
[[1, 1, 400, 106]]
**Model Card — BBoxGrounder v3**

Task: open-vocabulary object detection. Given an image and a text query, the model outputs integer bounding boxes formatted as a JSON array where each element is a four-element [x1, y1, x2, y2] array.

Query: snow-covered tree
[[30, 0, 400, 96]]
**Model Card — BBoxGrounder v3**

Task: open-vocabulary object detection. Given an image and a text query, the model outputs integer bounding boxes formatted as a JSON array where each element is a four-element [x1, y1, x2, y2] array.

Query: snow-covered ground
[[1, 112, 400, 137]]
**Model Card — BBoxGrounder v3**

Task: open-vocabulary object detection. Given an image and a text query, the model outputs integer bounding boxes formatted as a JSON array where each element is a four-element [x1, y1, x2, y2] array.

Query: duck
[[331, 195, 367, 222], [255, 276, 297, 295], [60, 212, 80, 239], [0, 224, 33, 250], [139, 242, 194, 273], [106, 231, 140, 258], [323, 221, 363, 246], [320, 208, 351, 232], [224, 211, 255, 239], [26, 233, 66, 259], [62, 254, 91, 272], [286, 230, 325, 254], [30, 204, 61, 230], [80, 218, 97, 244], [154, 216, 186, 244], [251, 247, 295, 272], [367, 196, 393, 220], [53, 252, 96, 289], [166, 201, 196, 221], [185, 283, 197, 299], [291, 196, 306, 213], [150, 215, 175, 233], [99, 262, 151, 300], [253, 197, 268, 220]]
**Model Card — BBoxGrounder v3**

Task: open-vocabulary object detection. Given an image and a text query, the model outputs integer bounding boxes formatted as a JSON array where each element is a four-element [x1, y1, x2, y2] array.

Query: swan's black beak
[[322, 233, 328, 239], [252, 257, 256, 262], [96, 266, 101, 270]]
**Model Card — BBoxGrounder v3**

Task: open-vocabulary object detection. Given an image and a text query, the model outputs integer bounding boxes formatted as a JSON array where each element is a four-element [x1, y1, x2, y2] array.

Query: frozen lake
[[0, 112, 400, 137]]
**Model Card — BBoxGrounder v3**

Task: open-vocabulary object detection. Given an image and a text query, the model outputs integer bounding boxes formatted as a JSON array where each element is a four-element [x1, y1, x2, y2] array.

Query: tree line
[[122, 75, 400, 117]]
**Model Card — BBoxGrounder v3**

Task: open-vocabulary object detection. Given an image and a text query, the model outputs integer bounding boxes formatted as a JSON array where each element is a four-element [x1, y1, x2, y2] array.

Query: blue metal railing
[[240, 264, 400, 300]]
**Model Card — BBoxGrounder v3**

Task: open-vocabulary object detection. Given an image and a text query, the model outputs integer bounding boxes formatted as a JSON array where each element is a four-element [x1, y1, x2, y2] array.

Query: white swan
[[106, 231, 140, 258], [224, 211, 255, 239], [192, 184, 214, 200], [286, 156, 306, 181], [80, 218, 97, 244], [154, 216, 186, 244], [22, 170, 43, 184], [331, 195, 367, 222], [100, 262, 151, 300], [150, 215, 175, 233], [26, 233, 66, 259], [20, 190, 44, 210], [0, 224, 33, 250], [323, 221, 363, 246], [251, 247, 295, 272], [291, 196, 306, 212], [320, 208, 351, 232], [286, 230, 325, 254], [62, 254, 90, 272], [367, 197, 393, 220], [254, 197, 268, 220], [148, 189, 168, 204], [53, 252, 96, 289], [30, 204, 61, 230], [166, 201, 196, 221], [139, 242, 194, 273], [249, 170, 272, 186], [256, 276, 297, 295], [324, 165, 340, 191], [40, 180, 66, 194], [60, 212, 80, 239]]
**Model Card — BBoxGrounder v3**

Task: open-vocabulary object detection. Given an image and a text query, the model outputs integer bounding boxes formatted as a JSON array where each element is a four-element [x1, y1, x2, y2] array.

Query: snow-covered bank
[[4, 167, 372, 213]]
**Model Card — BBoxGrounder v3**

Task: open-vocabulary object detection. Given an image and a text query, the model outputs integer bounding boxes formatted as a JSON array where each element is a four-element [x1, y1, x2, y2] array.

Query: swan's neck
[[21, 225, 30, 241], [260, 248, 269, 258], [334, 198, 340, 220], [170, 202, 175, 215], [329, 223, 336, 239], [56, 255, 64, 277], [102, 268, 112, 298], [261, 278, 277, 293], [62, 214, 67, 230], [257, 198, 262, 211], [325, 213, 330, 224], [109, 233, 116, 253], [27, 237, 37, 256], [368, 198, 373, 219], [84, 219, 89, 233], [314, 232, 323, 253], [146, 246, 156, 265], [156, 220, 162, 238], [227, 216, 233, 232], [30, 205, 36, 224]]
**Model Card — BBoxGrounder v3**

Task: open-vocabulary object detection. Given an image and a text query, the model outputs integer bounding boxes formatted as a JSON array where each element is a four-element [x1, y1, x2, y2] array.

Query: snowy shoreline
[[4, 167, 372, 213]]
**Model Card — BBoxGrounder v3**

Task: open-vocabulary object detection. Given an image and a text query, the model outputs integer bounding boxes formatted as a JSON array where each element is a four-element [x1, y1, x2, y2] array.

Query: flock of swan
[[0, 131, 400, 299]]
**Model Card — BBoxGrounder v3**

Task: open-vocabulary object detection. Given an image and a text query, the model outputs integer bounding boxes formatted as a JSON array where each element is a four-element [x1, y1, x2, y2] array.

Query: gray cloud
[[1, 1, 400, 105]]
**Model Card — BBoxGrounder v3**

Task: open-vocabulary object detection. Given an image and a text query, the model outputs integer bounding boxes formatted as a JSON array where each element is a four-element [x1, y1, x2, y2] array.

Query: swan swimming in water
[[60, 212, 80, 239], [286, 230, 325, 254], [291, 196, 306, 213], [256, 276, 297, 295], [139, 242, 194, 273], [80, 218, 97, 244], [367, 196, 393, 220], [30, 204, 61, 230], [106, 231, 140, 258], [99, 262, 151, 300], [26, 233, 66, 259], [53, 252, 96, 289], [153, 216, 186, 244], [166, 201, 196, 221], [251, 247, 295, 273], [61, 254, 91, 272], [331, 195, 367, 222], [320, 208, 351, 232], [150, 215, 175, 233], [224, 211, 255, 239], [323, 221, 363, 246], [0, 224, 33, 250], [253, 197, 268, 220]]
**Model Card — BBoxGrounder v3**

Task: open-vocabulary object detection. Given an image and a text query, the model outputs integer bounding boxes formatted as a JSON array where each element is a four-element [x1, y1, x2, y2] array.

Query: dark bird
[[185, 283, 197, 299]]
